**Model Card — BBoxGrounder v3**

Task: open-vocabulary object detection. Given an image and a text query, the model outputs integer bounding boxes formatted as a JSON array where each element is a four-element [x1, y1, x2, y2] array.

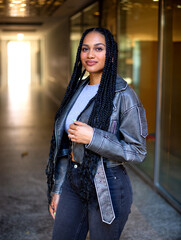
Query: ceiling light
[[94, 11, 100, 16], [54, 1, 61, 6], [17, 33, 24, 41], [12, 0, 22, 3]]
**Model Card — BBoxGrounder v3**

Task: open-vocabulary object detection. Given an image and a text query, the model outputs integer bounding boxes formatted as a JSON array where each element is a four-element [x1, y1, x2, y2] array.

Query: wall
[[44, 18, 70, 103], [31, 40, 41, 86], [0, 40, 8, 88], [0, 40, 1, 87]]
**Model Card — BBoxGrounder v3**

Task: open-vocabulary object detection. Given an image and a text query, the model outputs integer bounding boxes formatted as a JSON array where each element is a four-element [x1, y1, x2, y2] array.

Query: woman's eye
[[96, 47, 103, 51], [82, 48, 88, 52]]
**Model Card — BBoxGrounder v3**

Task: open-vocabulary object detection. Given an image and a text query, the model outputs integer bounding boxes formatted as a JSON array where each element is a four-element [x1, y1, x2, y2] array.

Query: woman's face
[[80, 31, 106, 74]]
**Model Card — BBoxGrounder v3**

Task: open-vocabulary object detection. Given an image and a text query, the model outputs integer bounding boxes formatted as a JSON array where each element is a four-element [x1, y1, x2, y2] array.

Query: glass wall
[[70, 12, 82, 72], [69, 0, 181, 211], [82, 3, 100, 32], [118, 0, 159, 179], [118, 0, 181, 210], [70, 2, 99, 72], [159, 0, 181, 205]]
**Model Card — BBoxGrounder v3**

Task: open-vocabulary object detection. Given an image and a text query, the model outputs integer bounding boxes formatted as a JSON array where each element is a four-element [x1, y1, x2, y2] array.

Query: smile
[[86, 61, 97, 66]]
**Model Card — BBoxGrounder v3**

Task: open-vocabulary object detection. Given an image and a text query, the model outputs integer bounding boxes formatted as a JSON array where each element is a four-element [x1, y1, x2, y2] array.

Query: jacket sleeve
[[85, 105, 148, 163], [52, 156, 68, 194], [50, 131, 70, 195]]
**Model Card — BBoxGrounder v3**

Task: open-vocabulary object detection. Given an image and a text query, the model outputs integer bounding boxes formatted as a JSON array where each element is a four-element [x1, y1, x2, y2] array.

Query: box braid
[[46, 27, 118, 202]]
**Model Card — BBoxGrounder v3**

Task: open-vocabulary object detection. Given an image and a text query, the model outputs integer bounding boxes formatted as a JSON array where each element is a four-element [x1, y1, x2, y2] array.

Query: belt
[[70, 157, 115, 224], [94, 158, 115, 224]]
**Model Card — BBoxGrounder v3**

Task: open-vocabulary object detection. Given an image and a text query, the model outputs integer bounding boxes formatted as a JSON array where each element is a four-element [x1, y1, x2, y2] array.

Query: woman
[[46, 27, 147, 240]]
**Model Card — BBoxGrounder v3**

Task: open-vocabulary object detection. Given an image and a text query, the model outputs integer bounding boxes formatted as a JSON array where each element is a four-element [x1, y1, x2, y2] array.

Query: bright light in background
[[17, 33, 24, 40], [124, 77, 132, 85], [8, 0, 28, 16], [8, 41, 31, 109], [8, 41, 31, 87]]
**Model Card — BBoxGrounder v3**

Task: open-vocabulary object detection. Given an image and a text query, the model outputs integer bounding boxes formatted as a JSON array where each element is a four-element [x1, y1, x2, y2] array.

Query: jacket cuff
[[52, 184, 62, 195], [85, 128, 104, 153], [85, 128, 95, 148]]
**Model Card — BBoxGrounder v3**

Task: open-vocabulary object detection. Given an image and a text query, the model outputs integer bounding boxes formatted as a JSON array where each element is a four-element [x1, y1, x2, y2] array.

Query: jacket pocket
[[137, 106, 148, 138]]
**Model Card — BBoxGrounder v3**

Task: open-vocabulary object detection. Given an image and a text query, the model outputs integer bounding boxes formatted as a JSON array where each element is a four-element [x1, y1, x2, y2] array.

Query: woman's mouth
[[86, 61, 97, 66]]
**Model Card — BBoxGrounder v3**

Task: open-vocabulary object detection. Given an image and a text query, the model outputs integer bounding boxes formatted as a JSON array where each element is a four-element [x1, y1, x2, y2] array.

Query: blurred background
[[0, 0, 180, 239]]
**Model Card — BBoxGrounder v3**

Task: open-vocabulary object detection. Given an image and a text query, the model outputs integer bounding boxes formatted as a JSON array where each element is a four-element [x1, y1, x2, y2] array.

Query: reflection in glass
[[70, 13, 82, 72], [159, 0, 181, 204], [118, 0, 159, 179], [82, 2, 100, 32]]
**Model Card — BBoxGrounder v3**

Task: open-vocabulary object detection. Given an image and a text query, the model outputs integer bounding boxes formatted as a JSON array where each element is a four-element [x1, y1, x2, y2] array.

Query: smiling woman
[[80, 32, 106, 83], [46, 27, 147, 240]]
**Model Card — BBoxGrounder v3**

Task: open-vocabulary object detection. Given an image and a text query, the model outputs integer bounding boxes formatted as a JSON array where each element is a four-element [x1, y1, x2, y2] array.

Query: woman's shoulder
[[116, 75, 142, 110]]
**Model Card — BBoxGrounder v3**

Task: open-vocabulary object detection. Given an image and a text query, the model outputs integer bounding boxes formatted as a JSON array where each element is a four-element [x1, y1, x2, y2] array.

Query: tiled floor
[[0, 86, 180, 240]]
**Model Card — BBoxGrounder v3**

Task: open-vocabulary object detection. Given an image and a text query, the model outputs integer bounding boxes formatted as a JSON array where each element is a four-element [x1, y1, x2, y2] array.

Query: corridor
[[0, 86, 180, 240], [0, 86, 56, 239], [0, 0, 181, 239]]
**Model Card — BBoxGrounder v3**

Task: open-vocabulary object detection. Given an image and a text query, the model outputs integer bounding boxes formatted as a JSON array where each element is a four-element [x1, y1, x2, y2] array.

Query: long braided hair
[[46, 27, 118, 202]]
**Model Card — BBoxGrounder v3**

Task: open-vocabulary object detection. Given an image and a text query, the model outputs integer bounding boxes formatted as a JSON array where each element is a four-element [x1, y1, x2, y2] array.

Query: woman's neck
[[89, 73, 102, 85]]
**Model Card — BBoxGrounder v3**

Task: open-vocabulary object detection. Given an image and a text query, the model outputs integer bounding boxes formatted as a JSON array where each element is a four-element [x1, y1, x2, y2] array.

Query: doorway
[[8, 41, 31, 89], [7, 41, 31, 109]]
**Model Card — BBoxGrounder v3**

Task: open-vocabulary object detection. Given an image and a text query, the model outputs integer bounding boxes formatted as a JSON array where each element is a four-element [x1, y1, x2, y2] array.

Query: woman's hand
[[68, 121, 93, 144], [49, 193, 60, 219]]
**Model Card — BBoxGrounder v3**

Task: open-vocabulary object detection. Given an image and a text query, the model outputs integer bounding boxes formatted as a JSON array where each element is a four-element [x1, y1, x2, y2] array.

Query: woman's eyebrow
[[82, 43, 106, 47]]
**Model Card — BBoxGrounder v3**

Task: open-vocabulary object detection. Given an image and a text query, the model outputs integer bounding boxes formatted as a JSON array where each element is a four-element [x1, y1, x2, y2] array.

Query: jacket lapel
[[55, 78, 89, 147]]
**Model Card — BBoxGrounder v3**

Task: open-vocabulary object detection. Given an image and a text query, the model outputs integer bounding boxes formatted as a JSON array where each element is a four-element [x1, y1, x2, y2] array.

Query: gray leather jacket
[[51, 75, 147, 196]]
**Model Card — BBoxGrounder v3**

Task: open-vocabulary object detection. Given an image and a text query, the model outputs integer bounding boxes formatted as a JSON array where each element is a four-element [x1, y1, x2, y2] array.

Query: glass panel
[[70, 12, 82, 72], [159, 0, 181, 204], [118, 0, 159, 178], [82, 2, 99, 31]]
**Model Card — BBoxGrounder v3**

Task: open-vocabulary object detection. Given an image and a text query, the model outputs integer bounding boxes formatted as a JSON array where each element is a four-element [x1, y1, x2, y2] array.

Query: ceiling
[[0, 0, 94, 39], [0, 0, 66, 18]]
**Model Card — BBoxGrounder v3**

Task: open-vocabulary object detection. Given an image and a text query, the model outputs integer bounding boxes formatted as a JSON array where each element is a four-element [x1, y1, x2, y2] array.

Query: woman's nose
[[87, 49, 94, 58]]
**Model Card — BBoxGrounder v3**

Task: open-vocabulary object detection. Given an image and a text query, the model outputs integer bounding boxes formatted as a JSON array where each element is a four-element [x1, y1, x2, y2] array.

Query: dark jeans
[[52, 162, 132, 240]]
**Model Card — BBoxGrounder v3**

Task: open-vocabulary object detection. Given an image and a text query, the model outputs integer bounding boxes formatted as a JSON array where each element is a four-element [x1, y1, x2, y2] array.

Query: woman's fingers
[[49, 204, 55, 219], [49, 193, 60, 220], [73, 121, 86, 126], [69, 123, 77, 130], [68, 123, 93, 144], [69, 121, 86, 131]]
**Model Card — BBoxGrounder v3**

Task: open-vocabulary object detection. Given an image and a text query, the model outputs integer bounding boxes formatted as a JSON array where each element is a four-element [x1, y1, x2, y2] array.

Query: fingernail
[[72, 119, 76, 122], [54, 212, 56, 216]]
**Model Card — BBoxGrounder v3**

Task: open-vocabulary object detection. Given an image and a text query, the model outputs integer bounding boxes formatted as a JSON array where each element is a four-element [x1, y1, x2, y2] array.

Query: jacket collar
[[81, 74, 127, 92], [115, 74, 128, 92], [80, 74, 128, 92]]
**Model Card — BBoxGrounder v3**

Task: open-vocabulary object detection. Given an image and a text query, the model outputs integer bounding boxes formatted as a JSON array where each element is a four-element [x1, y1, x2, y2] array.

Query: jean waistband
[[70, 160, 81, 168], [69, 156, 125, 172], [103, 160, 125, 169]]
